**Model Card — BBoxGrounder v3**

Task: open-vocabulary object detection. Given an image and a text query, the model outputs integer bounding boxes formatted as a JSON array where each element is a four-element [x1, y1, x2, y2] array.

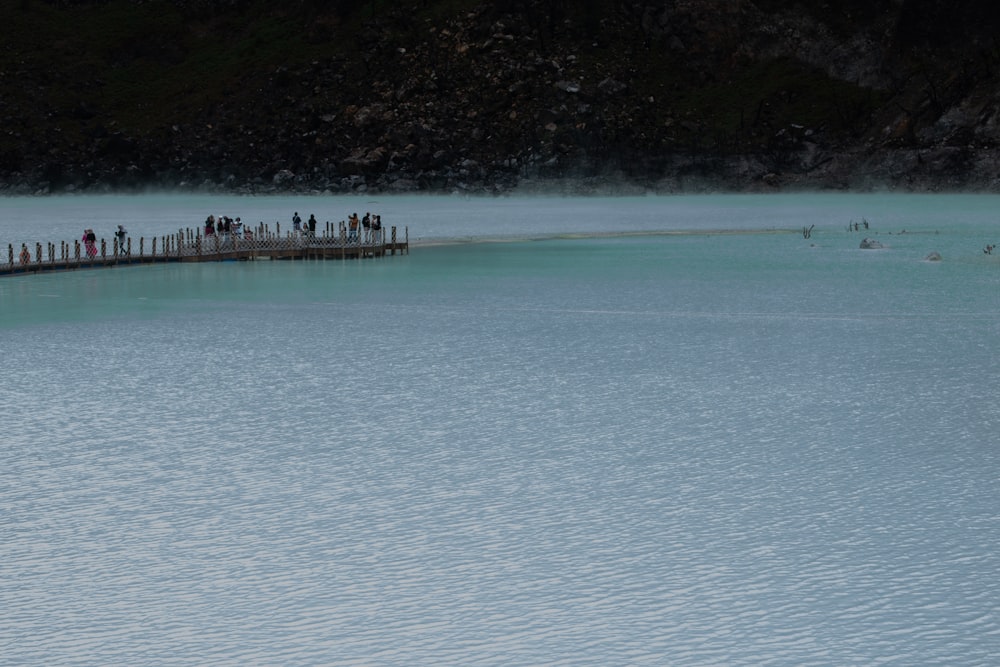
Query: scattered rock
[[6, 1, 1000, 195]]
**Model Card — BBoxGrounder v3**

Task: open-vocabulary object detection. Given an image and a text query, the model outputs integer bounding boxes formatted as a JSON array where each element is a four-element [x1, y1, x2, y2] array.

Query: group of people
[[346, 212, 383, 243], [11, 212, 382, 267], [19, 226, 128, 263], [201, 211, 386, 243], [204, 215, 251, 239], [75, 225, 127, 260], [292, 210, 384, 243], [291, 211, 317, 236]]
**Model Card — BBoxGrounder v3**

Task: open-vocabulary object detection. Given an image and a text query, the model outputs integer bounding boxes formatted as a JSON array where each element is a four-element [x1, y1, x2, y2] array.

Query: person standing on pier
[[293, 212, 302, 234], [19, 244, 30, 264], [308, 214, 317, 238], [348, 213, 359, 242], [115, 225, 128, 254], [83, 229, 97, 257]]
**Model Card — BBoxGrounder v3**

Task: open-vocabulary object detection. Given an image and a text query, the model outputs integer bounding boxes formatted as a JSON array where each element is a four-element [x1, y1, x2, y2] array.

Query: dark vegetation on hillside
[[2, 0, 1000, 194]]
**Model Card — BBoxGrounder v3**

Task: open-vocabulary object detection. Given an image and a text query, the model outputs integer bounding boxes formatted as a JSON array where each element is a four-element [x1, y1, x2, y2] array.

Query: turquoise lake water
[[1, 193, 999, 665]]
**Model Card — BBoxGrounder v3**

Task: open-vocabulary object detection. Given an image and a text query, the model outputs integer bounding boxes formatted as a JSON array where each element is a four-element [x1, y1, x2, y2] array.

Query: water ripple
[[4, 219, 1000, 665]]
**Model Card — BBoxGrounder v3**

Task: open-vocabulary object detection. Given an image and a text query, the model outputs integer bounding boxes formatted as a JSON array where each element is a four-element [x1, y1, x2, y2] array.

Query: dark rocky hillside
[[3, 0, 1000, 195]]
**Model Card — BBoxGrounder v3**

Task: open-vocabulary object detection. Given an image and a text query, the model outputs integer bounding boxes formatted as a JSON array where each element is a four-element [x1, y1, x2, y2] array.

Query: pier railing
[[2, 223, 408, 276]]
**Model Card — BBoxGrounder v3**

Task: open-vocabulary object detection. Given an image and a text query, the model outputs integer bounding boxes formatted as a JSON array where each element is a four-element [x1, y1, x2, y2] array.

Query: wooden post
[[35, 243, 41, 263], [75, 240, 80, 261], [391, 226, 397, 255], [8, 244, 12, 266]]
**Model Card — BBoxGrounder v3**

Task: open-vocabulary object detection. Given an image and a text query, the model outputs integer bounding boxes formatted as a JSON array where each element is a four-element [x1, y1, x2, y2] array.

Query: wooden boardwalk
[[1, 224, 408, 277]]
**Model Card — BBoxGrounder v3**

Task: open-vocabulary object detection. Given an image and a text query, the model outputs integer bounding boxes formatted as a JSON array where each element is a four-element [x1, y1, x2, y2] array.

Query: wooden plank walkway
[[1, 224, 408, 277]]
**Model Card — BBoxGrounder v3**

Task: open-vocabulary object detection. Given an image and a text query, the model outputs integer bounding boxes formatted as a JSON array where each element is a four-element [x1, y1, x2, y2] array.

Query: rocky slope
[[3, 0, 1000, 195]]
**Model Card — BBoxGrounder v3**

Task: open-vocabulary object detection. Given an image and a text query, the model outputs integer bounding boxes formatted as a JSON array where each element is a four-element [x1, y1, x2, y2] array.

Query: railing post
[[7, 244, 12, 266]]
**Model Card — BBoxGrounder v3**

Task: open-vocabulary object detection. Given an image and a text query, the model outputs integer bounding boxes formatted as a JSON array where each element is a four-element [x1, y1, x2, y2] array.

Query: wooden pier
[[1, 223, 408, 277]]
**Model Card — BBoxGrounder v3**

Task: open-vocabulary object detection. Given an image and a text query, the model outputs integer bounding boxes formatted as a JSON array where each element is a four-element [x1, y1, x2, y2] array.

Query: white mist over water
[[1, 194, 999, 665], [3, 191, 998, 247]]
